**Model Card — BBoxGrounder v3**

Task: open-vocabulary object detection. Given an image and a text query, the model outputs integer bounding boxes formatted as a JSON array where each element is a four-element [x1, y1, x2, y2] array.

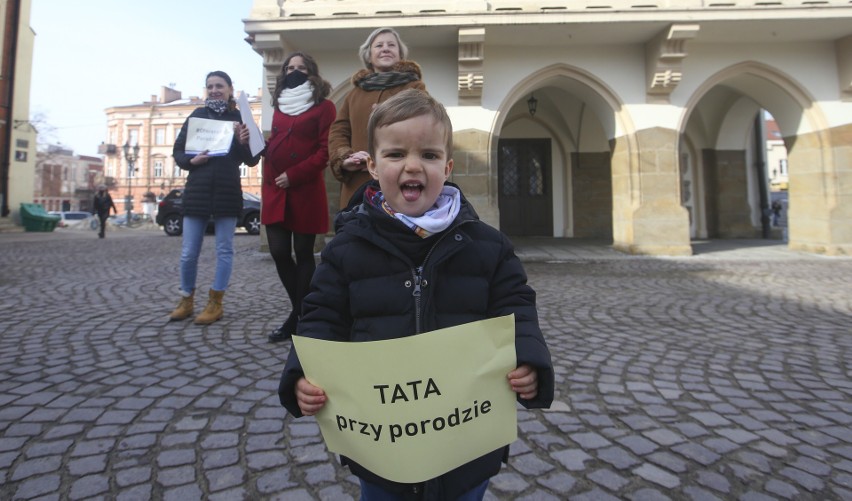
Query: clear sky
[[29, 0, 263, 157]]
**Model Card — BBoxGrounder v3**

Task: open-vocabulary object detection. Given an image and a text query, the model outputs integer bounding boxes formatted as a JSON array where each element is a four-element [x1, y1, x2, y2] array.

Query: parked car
[[155, 189, 261, 236], [48, 211, 95, 229]]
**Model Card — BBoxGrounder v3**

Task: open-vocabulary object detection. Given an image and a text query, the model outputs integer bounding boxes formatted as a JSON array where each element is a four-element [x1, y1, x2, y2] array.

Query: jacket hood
[[350, 60, 423, 85]]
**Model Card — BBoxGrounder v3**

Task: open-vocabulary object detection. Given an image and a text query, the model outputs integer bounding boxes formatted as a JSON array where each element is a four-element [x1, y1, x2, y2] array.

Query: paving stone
[[115, 483, 153, 501], [570, 432, 612, 449], [552, 449, 593, 471], [157, 465, 197, 487], [200, 432, 240, 449], [646, 451, 688, 473], [513, 453, 555, 476], [24, 439, 73, 458], [69, 474, 109, 498], [13, 474, 61, 499], [695, 470, 731, 494], [256, 468, 299, 493], [537, 472, 577, 492], [681, 486, 724, 501], [203, 448, 240, 470], [162, 483, 203, 501], [67, 455, 107, 475], [157, 449, 196, 468], [10, 456, 62, 481], [633, 463, 680, 489], [778, 466, 825, 491], [568, 488, 622, 501], [738, 491, 777, 501], [490, 471, 530, 493], [115, 466, 152, 487], [206, 464, 245, 492], [304, 463, 336, 484], [627, 488, 672, 501], [587, 468, 630, 490], [671, 442, 721, 466], [642, 429, 686, 446], [247, 450, 289, 471], [617, 435, 659, 456], [596, 446, 641, 470], [764, 479, 800, 499]]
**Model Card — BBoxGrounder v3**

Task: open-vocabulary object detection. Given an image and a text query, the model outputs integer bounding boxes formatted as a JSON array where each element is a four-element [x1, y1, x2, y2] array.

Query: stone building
[[102, 86, 264, 217], [0, 0, 36, 225], [244, 0, 852, 255], [33, 145, 103, 213]]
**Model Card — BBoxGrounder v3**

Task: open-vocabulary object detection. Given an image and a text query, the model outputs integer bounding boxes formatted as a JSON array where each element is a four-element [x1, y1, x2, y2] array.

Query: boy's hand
[[296, 377, 327, 416], [508, 364, 538, 400]]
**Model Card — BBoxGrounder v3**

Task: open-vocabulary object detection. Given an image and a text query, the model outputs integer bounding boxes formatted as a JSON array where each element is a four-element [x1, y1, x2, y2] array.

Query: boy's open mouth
[[401, 183, 424, 202]]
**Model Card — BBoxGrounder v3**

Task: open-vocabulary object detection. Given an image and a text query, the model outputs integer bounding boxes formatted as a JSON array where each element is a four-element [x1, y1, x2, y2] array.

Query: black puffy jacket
[[172, 106, 260, 218], [279, 183, 554, 500]]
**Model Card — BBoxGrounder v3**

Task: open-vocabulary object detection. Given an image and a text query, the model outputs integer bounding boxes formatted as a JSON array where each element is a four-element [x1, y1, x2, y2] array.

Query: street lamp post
[[123, 142, 140, 225]]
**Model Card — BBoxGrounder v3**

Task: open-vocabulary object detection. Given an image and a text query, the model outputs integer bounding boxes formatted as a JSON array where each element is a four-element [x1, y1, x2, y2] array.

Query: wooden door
[[498, 139, 553, 236]]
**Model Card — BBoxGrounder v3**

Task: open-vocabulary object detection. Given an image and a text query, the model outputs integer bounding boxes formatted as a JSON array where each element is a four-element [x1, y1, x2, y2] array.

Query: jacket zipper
[[409, 221, 475, 333]]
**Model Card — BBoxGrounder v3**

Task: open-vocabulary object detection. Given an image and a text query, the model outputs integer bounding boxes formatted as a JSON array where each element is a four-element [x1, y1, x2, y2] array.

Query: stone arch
[[490, 63, 643, 243], [679, 61, 848, 254]]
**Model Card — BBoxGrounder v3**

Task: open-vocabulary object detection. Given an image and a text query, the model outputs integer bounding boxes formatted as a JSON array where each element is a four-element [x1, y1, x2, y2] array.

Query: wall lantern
[[527, 94, 538, 117]]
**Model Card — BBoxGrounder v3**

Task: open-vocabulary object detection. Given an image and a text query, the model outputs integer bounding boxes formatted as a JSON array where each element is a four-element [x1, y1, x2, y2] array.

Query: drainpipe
[[754, 113, 770, 238], [1, 0, 22, 217]]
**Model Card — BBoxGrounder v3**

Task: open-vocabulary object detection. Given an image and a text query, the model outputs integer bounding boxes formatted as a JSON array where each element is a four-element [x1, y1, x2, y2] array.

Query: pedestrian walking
[[92, 184, 117, 238], [169, 70, 260, 325], [771, 199, 783, 226], [263, 52, 336, 342]]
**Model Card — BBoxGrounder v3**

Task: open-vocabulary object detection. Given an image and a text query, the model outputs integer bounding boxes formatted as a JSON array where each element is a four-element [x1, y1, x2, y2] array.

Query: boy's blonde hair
[[367, 89, 453, 159]]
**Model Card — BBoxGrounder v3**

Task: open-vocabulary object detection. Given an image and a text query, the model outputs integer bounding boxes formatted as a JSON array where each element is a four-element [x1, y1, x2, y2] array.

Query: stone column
[[787, 124, 852, 255], [612, 127, 692, 255]]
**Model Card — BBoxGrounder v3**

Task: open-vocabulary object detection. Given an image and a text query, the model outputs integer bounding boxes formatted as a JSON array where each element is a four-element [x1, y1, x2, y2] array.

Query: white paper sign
[[292, 315, 518, 483], [185, 117, 234, 156], [238, 92, 265, 157]]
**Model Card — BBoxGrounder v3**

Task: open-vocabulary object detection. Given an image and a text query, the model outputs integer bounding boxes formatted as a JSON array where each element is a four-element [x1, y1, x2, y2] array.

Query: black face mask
[[283, 70, 308, 89]]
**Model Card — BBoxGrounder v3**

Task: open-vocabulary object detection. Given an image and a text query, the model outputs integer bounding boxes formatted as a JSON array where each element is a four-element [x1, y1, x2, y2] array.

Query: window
[[154, 160, 164, 178], [173, 162, 182, 178], [779, 159, 788, 175], [128, 129, 139, 146], [239, 163, 248, 178], [174, 127, 182, 142], [155, 128, 166, 145]]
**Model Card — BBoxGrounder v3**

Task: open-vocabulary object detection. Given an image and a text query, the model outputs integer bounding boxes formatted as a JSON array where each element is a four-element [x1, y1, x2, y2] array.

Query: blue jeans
[[180, 216, 237, 294], [358, 479, 488, 501]]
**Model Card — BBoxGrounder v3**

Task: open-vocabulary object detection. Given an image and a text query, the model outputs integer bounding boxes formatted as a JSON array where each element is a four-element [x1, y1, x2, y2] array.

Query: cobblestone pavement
[[1, 228, 851, 500]]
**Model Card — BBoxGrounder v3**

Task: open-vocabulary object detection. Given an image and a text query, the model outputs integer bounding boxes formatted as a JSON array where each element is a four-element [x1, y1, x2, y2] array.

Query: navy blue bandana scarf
[[205, 99, 229, 115]]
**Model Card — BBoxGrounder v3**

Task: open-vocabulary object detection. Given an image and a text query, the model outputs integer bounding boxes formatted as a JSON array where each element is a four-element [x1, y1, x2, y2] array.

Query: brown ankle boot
[[194, 289, 224, 325], [169, 290, 194, 321]]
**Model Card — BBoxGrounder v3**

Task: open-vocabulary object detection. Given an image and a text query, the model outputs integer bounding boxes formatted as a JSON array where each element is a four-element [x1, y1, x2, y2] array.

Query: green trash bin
[[20, 203, 61, 232]]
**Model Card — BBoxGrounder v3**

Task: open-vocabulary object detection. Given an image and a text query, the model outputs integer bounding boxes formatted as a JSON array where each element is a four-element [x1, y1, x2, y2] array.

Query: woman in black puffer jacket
[[169, 70, 259, 325]]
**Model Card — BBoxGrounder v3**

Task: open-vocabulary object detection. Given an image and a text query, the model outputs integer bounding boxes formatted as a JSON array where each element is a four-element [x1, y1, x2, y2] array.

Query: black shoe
[[268, 314, 298, 343], [268, 325, 292, 343]]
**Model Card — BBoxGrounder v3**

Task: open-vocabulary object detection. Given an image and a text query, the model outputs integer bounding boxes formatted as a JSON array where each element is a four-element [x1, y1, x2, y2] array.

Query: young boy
[[279, 89, 554, 500]]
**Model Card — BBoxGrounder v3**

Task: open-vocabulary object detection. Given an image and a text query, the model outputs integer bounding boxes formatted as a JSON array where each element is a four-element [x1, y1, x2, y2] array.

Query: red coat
[[262, 99, 336, 233]]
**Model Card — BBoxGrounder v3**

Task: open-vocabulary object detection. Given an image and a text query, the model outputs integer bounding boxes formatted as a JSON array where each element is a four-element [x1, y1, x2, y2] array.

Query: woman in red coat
[[263, 52, 336, 343]]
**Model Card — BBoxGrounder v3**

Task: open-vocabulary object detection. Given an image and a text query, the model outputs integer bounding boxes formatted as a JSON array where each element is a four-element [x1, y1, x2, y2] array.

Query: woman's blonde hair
[[358, 27, 409, 70]]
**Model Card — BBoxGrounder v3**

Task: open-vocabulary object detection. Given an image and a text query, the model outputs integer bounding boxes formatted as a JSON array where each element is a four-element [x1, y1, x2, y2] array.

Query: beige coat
[[328, 61, 426, 209]]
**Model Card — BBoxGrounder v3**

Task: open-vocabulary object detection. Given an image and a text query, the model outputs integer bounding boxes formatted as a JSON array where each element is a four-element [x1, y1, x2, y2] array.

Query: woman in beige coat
[[328, 27, 427, 209]]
